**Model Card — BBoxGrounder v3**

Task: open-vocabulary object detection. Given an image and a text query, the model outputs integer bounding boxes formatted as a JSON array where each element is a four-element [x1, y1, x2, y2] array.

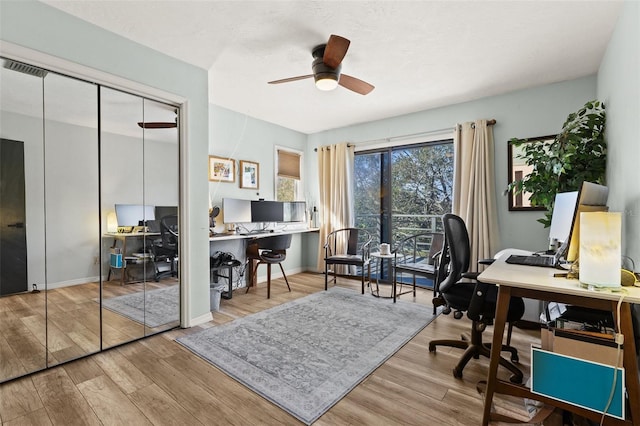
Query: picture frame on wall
[[209, 155, 235, 182], [239, 160, 259, 189]]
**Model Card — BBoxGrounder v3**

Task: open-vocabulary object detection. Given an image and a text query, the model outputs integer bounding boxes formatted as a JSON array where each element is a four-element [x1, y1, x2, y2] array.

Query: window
[[355, 139, 454, 281], [275, 147, 303, 201]]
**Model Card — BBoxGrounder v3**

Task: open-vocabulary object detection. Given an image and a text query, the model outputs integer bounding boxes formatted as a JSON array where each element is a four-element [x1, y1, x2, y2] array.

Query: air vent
[[3, 59, 48, 78]]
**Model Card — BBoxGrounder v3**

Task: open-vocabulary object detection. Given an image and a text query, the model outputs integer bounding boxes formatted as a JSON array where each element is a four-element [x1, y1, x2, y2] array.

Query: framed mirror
[[507, 135, 555, 211]]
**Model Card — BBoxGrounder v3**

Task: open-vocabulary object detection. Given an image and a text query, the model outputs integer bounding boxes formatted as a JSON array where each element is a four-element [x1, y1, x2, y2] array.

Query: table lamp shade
[[579, 212, 621, 288]]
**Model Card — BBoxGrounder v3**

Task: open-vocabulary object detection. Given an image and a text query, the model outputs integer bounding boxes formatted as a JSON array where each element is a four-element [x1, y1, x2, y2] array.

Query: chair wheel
[[443, 307, 452, 315], [428, 343, 436, 352], [510, 373, 523, 384], [453, 367, 463, 379], [453, 310, 463, 320]]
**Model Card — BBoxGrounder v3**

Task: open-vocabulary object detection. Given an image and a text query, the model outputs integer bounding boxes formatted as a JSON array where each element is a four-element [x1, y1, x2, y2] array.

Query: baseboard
[[188, 311, 214, 327]]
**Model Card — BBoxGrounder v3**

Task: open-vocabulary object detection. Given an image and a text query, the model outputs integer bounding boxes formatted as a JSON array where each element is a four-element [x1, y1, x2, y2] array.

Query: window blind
[[277, 150, 301, 179]]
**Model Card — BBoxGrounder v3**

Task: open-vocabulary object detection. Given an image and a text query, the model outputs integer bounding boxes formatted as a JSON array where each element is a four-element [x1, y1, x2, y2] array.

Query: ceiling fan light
[[315, 75, 338, 91]]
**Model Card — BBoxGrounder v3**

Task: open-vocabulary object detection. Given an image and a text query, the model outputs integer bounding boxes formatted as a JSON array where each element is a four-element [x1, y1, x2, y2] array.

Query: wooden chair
[[246, 234, 292, 299], [324, 228, 372, 294]]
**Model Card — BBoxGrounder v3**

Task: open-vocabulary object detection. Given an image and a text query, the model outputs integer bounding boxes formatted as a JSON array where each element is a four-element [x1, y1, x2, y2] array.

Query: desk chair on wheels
[[246, 234, 292, 299], [324, 228, 372, 294], [152, 215, 178, 281], [429, 213, 524, 383]]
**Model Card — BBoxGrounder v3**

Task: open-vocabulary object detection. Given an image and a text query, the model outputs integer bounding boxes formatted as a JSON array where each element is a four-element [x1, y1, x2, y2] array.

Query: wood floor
[[0, 278, 178, 383], [0, 272, 553, 426]]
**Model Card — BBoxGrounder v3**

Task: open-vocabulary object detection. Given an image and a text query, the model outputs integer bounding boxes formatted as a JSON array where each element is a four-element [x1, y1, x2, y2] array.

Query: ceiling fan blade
[[339, 74, 375, 95], [323, 35, 350, 69], [268, 75, 314, 84], [137, 122, 177, 129]]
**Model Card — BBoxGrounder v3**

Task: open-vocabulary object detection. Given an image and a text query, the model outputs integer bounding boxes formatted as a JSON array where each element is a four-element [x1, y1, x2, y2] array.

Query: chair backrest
[[439, 213, 471, 294], [325, 228, 372, 257], [161, 215, 178, 248], [395, 232, 444, 265], [256, 233, 292, 251]]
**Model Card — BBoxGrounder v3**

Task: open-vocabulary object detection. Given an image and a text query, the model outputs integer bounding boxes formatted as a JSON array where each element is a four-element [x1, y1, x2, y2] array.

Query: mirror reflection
[[507, 135, 554, 211], [0, 57, 181, 383], [0, 60, 47, 381]]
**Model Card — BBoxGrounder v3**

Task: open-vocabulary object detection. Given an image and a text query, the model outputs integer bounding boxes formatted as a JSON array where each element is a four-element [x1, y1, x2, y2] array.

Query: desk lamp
[[579, 212, 621, 288]]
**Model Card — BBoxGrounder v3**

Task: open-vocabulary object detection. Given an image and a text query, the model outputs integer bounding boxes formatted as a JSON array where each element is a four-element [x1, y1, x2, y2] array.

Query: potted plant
[[508, 100, 606, 227]]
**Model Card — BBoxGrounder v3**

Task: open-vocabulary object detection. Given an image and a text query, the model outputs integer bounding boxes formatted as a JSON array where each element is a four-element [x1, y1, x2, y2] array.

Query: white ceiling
[[41, 0, 623, 134]]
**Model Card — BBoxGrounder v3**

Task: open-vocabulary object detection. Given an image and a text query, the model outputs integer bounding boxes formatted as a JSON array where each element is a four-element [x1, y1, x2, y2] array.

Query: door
[[0, 139, 28, 296], [354, 140, 454, 282]]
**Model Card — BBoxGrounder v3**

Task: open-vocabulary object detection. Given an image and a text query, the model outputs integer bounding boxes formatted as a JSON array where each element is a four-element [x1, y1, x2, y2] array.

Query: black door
[[0, 138, 28, 296]]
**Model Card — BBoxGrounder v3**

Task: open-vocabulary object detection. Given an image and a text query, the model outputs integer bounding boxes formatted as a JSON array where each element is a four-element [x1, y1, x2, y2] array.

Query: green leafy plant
[[508, 100, 606, 227]]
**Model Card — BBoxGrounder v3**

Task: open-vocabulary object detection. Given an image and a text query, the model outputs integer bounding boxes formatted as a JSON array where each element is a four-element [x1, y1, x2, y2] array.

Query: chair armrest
[[467, 281, 490, 321], [461, 271, 480, 280], [478, 258, 495, 265]]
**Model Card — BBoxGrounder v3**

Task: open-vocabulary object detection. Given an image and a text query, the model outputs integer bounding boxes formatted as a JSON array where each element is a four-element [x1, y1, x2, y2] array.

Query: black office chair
[[246, 234, 292, 299], [428, 213, 524, 383], [393, 232, 444, 308], [152, 215, 178, 281], [324, 228, 372, 294]]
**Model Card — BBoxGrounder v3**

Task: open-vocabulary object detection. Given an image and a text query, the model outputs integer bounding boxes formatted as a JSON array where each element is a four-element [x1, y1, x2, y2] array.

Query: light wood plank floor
[[1, 272, 562, 426]]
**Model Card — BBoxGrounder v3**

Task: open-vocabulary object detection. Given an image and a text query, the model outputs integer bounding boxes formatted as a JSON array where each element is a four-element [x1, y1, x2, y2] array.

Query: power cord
[[599, 291, 626, 425]]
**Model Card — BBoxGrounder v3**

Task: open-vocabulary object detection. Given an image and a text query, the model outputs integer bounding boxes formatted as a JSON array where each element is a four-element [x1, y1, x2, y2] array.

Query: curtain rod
[[313, 119, 496, 152]]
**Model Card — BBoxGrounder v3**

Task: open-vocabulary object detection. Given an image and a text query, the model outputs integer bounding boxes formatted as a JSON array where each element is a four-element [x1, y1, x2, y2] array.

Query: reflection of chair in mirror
[[429, 214, 524, 383], [393, 232, 444, 307], [324, 228, 372, 294], [246, 234, 292, 299], [153, 215, 178, 281]]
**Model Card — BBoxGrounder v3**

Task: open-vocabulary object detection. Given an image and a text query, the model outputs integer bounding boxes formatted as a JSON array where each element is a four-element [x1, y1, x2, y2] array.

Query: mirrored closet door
[[0, 57, 181, 383]]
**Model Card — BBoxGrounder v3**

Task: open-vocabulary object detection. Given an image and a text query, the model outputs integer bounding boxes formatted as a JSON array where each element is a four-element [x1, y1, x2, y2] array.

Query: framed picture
[[209, 156, 235, 182], [239, 160, 259, 189], [507, 135, 555, 211]]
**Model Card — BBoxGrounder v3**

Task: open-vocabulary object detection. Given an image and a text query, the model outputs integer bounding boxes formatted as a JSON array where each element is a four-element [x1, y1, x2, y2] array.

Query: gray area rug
[[102, 285, 179, 328], [176, 287, 437, 424]]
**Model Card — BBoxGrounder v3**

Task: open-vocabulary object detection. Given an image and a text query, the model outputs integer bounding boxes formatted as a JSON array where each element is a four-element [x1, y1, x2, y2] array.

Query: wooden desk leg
[[120, 237, 128, 286], [617, 302, 640, 425], [482, 285, 512, 426]]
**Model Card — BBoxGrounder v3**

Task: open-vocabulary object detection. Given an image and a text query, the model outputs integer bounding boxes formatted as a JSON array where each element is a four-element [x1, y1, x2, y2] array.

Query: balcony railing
[[355, 213, 444, 283]]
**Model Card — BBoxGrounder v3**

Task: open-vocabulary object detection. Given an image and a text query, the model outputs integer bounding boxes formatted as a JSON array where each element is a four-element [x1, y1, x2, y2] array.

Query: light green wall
[[208, 104, 312, 279], [597, 0, 640, 266], [307, 76, 598, 253], [208, 104, 307, 204], [0, 0, 211, 323]]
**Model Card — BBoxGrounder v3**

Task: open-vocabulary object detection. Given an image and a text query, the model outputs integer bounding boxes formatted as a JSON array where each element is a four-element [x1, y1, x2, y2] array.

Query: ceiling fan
[[137, 121, 176, 129], [268, 34, 374, 95], [137, 109, 178, 129]]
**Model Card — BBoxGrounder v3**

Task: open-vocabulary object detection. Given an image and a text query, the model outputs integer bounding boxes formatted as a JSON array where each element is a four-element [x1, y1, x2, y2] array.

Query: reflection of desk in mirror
[[105, 232, 160, 285]]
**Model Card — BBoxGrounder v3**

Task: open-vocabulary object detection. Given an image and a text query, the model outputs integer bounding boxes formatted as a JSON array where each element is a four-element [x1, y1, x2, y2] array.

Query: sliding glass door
[[354, 140, 454, 281]]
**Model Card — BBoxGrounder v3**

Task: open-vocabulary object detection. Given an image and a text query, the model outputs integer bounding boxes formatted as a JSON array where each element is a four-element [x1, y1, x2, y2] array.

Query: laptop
[[506, 248, 563, 268]]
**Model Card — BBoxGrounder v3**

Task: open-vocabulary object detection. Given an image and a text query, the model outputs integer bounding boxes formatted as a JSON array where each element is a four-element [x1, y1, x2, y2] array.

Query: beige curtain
[[316, 143, 355, 271], [453, 120, 500, 271]]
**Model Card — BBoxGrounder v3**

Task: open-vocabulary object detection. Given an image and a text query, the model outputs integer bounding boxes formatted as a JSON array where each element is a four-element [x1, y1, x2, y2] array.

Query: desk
[[209, 227, 318, 294], [478, 258, 640, 425], [105, 232, 161, 285]]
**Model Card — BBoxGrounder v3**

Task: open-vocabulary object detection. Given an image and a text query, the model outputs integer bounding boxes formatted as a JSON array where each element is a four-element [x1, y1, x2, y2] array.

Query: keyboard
[[506, 254, 556, 268]]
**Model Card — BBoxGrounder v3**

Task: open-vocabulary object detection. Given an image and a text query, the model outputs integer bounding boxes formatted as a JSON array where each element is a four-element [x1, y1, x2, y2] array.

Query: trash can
[[210, 283, 226, 312]]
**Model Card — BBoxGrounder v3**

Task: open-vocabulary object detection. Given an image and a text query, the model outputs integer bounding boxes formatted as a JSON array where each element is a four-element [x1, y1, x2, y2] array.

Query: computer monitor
[[564, 182, 609, 262], [548, 191, 578, 245], [155, 205, 177, 220], [222, 198, 252, 224], [283, 201, 306, 222], [251, 200, 284, 223], [115, 204, 155, 227]]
